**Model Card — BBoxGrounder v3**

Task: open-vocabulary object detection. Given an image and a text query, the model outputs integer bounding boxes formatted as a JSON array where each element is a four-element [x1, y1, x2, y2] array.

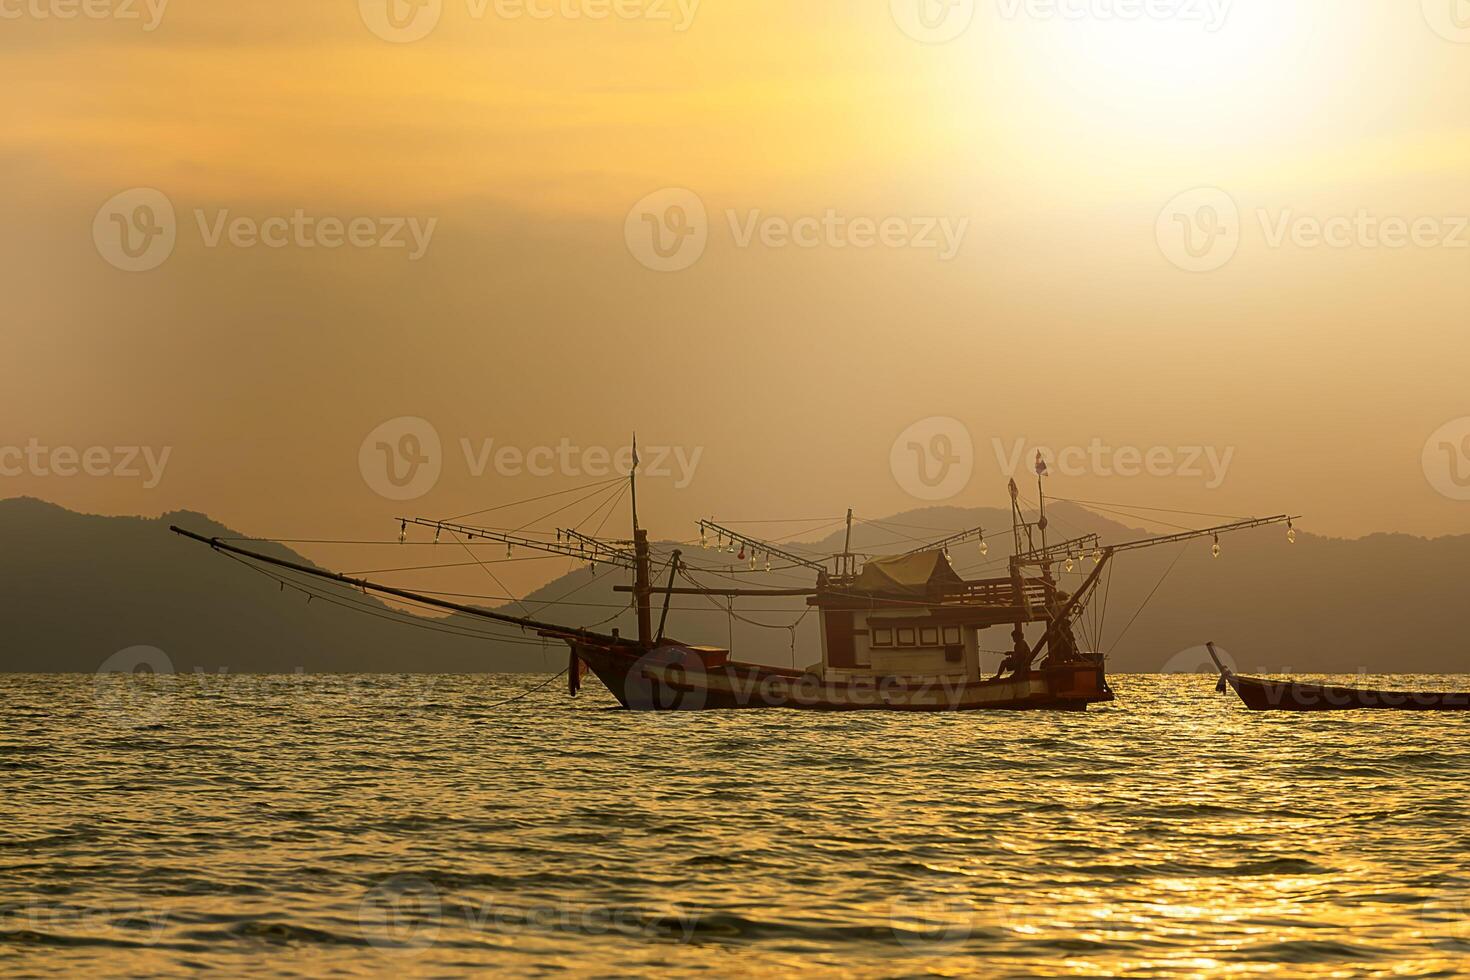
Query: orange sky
[[4, 0, 1470, 594]]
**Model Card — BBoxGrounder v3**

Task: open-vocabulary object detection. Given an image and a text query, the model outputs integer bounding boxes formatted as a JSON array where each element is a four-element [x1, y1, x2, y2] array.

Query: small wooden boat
[[1206, 643, 1470, 711]]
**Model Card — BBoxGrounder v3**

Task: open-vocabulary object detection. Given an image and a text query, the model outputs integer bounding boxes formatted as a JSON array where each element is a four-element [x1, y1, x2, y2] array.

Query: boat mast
[[838, 507, 855, 579], [629, 433, 654, 648]]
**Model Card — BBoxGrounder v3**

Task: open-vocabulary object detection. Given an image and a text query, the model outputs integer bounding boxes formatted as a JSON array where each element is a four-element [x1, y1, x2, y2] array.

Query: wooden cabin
[[808, 550, 1058, 683]]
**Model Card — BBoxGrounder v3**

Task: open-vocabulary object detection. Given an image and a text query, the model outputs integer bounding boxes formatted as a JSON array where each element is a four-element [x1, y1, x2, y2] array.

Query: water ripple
[[3, 672, 1470, 976]]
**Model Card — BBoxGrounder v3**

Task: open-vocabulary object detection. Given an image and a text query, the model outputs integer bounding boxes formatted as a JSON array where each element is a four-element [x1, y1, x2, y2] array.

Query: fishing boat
[[1206, 642, 1470, 711], [172, 440, 1297, 712]]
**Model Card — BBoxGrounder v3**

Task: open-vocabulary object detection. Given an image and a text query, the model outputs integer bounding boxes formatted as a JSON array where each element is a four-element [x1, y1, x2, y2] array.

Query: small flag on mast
[[631, 434, 639, 469], [1035, 451, 1048, 477]]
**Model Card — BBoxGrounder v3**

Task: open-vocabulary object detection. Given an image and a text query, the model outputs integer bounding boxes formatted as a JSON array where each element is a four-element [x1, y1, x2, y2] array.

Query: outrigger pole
[[167, 526, 621, 645]]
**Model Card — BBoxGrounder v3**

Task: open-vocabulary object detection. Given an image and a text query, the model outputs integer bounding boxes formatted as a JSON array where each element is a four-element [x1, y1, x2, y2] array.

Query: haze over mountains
[[2, 495, 1466, 676]]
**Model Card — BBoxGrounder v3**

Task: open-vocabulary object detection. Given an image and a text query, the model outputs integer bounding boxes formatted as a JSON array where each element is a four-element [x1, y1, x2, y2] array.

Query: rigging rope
[[449, 476, 624, 522], [479, 668, 569, 709], [1107, 544, 1188, 651]]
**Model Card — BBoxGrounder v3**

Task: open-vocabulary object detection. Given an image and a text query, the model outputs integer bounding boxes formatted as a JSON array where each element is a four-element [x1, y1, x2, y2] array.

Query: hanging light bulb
[[433, 525, 441, 545], [1092, 548, 1102, 564], [506, 542, 513, 559], [1212, 534, 1221, 559], [749, 553, 757, 570], [1286, 519, 1296, 544], [943, 546, 951, 560], [1065, 556, 1075, 573], [737, 546, 746, 561], [700, 527, 708, 549], [398, 520, 407, 544], [765, 557, 773, 572], [979, 537, 989, 556]]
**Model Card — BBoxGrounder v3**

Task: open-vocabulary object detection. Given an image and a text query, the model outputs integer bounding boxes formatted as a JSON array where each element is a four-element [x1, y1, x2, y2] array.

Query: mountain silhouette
[[2, 496, 1466, 674]]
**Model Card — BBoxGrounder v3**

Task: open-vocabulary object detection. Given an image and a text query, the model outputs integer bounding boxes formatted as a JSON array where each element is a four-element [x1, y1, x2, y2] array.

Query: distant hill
[[0, 498, 563, 675], [1, 496, 1467, 674]]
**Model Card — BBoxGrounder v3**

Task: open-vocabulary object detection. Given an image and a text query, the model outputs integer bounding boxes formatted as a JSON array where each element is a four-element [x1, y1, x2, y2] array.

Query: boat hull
[[1226, 674, 1470, 712], [569, 641, 1113, 712]]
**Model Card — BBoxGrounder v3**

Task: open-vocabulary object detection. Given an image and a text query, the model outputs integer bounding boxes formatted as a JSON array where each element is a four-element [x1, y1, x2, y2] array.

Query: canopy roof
[[852, 550, 965, 598]]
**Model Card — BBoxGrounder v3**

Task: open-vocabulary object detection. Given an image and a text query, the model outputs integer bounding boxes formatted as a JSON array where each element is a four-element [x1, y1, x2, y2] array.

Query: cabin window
[[896, 628, 916, 647], [942, 626, 961, 646], [920, 627, 939, 647], [872, 628, 893, 647], [944, 645, 963, 664]]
